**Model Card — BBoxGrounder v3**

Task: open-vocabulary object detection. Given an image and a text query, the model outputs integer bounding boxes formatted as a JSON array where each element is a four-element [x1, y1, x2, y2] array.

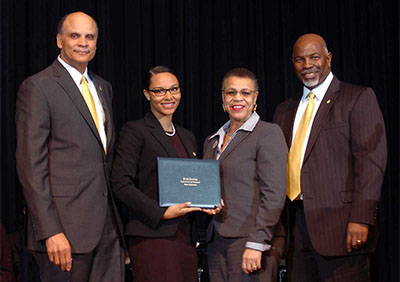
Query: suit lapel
[[219, 130, 251, 162], [145, 113, 177, 157], [284, 97, 301, 147], [205, 136, 219, 160], [303, 77, 340, 164], [90, 72, 113, 152], [52, 60, 103, 149]]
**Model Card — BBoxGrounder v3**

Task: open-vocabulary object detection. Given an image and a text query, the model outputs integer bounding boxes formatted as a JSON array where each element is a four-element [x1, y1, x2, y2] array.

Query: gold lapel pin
[[326, 100, 331, 104], [99, 85, 103, 91], [192, 152, 197, 157]]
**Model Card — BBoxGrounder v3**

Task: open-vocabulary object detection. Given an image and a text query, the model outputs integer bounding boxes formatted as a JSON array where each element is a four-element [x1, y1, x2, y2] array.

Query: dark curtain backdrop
[[1, 0, 398, 281]]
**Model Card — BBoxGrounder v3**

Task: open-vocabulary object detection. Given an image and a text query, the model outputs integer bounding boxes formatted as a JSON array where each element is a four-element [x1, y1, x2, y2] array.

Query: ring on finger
[[356, 239, 361, 243]]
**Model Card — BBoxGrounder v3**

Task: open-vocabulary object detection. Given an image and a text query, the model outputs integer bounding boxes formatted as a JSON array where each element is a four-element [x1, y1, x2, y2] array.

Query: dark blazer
[[273, 76, 387, 256], [203, 120, 287, 244], [111, 112, 198, 238], [15, 59, 123, 253]]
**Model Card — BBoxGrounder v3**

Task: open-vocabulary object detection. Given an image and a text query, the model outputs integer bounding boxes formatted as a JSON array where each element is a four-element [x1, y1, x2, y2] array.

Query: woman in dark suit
[[111, 66, 218, 282], [203, 68, 288, 282]]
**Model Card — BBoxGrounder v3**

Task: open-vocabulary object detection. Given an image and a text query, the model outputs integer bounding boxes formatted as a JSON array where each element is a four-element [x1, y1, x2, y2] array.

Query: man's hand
[[242, 249, 262, 275], [45, 233, 72, 271], [162, 202, 202, 220], [346, 222, 369, 252]]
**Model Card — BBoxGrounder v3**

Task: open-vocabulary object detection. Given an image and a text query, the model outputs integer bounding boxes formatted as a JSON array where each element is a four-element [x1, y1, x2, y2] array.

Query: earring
[[253, 104, 257, 112], [222, 103, 226, 112]]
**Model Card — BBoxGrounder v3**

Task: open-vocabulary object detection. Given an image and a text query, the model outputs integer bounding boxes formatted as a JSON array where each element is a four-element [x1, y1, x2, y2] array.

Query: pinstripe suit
[[273, 76, 387, 280]]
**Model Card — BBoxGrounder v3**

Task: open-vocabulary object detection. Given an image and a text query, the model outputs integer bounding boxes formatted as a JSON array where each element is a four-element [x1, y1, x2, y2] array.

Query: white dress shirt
[[58, 56, 107, 152], [292, 72, 334, 166]]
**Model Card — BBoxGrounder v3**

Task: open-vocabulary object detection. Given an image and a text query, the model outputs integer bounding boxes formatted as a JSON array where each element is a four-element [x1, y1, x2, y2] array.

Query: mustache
[[300, 68, 319, 75]]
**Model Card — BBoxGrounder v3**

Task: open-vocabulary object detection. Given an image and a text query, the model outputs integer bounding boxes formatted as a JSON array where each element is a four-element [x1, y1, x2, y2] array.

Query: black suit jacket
[[16, 59, 124, 253], [273, 76, 387, 256], [111, 112, 198, 237]]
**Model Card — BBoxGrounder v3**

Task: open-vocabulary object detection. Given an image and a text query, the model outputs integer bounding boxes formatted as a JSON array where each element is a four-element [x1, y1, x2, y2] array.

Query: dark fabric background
[[1, 0, 398, 281]]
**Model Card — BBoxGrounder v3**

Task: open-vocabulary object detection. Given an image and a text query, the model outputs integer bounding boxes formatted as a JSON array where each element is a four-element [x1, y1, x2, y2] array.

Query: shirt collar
[[209, 111, 260, 140], [57, 55, 90, 86], [301, 72, 333, 101]]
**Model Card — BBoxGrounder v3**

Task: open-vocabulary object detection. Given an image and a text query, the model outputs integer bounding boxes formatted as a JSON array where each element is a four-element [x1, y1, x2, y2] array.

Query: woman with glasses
[[203, 68, 287, 282], [111, 66, 219, 282]]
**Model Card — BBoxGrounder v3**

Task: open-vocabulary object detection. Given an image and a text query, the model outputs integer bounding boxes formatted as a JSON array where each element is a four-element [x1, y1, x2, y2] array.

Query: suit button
[[103, 190, 108, 197]]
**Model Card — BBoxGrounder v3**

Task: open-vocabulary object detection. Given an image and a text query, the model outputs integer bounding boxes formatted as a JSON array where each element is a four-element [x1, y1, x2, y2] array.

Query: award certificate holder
[[157, 157, 221, 208]]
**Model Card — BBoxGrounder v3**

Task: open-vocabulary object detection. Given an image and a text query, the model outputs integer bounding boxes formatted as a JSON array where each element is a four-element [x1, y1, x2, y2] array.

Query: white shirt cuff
[[245, 241, 271, 252]]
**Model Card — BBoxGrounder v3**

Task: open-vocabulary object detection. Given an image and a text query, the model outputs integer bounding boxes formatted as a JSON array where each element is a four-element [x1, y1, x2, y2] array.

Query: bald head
[[57, 12, 98, 36], [293, 34, 328, 59], [292, 33, 332, 89]]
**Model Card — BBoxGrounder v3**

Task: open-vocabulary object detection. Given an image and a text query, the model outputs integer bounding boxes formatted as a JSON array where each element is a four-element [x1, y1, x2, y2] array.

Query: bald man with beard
[[273, 34, 387, 282], [16, 12, 124, 282]]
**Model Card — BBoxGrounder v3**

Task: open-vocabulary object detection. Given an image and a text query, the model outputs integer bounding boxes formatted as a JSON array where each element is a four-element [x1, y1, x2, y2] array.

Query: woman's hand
[[201, 199, 224, 215], [162, 202, 202, 220], [242, 248, 262, 275]]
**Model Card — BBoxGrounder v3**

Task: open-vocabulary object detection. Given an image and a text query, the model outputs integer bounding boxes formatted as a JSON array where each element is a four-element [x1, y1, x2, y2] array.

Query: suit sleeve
[[248, 124, 288, 244], [110, 123, 166, 229], [15, 78, 63, 241], [349, 88, 387, 225]]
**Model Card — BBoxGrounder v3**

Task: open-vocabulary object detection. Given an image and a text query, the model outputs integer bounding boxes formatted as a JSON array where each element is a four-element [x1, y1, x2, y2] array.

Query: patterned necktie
[[287, 92, 315, 201], [81, 76, 100, 134]]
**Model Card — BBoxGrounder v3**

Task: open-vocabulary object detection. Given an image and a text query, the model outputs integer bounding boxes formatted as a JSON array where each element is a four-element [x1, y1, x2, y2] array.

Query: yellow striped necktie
[[287, 92, 315, 201], [81, 76, 100, 134]]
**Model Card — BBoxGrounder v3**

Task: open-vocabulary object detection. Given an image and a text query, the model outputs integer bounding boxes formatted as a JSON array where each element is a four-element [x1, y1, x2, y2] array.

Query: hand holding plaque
[[158, 158, 222, 208]]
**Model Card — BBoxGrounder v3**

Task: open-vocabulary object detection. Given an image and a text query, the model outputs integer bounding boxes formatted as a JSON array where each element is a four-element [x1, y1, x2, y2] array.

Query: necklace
[[165, 123, 176, 137]]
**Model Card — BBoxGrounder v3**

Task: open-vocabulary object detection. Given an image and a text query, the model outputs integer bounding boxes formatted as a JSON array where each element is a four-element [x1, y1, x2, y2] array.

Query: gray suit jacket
[[203, 120, 287, 244], [273, 77, 387, 256], [16, 59, 123, 253]]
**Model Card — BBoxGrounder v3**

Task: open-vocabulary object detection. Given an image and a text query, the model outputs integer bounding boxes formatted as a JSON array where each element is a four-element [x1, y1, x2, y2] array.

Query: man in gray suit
[[16, 11, 124, 282], [274, 34, 387, 282]]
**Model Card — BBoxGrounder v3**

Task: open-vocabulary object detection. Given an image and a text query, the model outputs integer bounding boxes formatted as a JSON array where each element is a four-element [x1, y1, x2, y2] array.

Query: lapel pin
[[192, 152, 197, 157], [99, 85, 103, 91], [212, 140, 218, 149], [326, 100, 331, 104]]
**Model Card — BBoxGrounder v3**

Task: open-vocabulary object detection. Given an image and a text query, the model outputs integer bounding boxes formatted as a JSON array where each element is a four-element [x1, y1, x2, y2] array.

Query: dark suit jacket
[[16, 59, 123, 253], [110, 112, 198, 238], [203, 120, 287, 245], [273, 76, 387, 256]]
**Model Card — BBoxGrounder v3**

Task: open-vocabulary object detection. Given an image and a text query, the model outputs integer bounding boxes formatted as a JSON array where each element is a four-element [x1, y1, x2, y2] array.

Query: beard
[[302, 76, 319, 88], [300, 67, 320, 88]]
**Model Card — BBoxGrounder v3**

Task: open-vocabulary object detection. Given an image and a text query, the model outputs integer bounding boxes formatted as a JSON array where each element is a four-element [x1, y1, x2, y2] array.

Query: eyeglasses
[[222, 89, 257, 97], [147, 86, 180, 97]]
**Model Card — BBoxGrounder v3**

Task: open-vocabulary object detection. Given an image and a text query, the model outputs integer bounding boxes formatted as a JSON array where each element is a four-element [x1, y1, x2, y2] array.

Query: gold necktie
[[287, 92, 315, 201], [81, 76, 100, 133]]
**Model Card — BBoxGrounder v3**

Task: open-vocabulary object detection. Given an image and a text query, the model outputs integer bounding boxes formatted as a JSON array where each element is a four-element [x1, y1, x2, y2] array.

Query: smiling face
[[143, 72, 181, 119], [56, 12, 98, 74], [292, 34, 332, 89], [222, 76, 258, 125]]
